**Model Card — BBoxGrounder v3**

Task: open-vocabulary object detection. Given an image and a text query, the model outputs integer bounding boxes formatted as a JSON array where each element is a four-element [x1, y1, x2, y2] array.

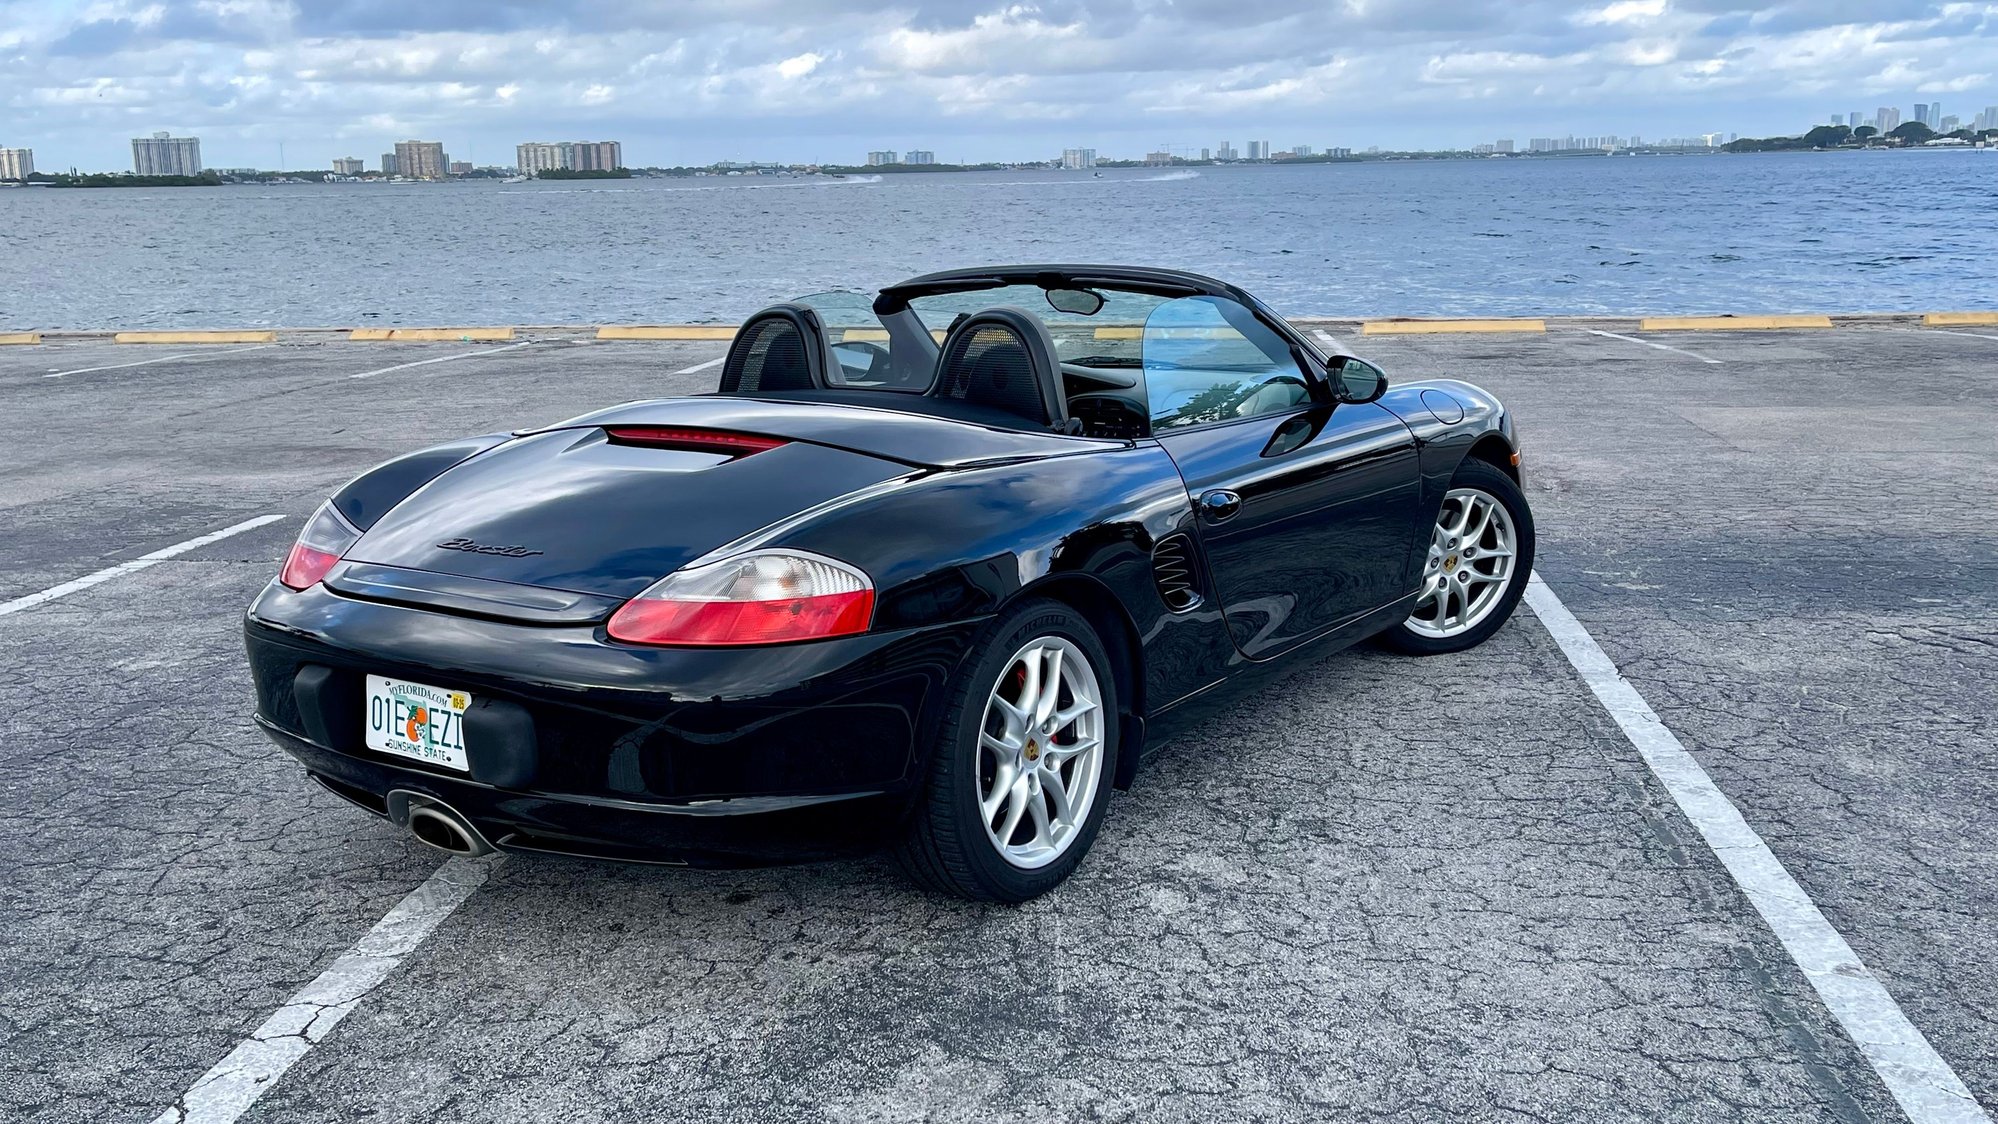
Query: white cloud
[[1577, 0, 1668, 26], [777, 51, 824, 79], [875, 6, 1088, 73]]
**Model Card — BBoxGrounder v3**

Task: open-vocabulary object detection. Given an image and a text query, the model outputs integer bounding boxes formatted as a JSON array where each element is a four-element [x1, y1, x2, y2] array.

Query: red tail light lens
[[607, 551, 874, 647], [603, 427, 786, 458], [279, 503, 361, 590]]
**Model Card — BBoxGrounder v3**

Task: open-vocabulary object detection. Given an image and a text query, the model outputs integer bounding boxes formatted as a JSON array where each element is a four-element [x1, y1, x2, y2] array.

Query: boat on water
[[500, 175, 528, 184]]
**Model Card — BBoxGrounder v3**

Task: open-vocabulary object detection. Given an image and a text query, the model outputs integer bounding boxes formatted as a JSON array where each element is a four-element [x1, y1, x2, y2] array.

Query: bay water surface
[[1, 150, 1991, 329]]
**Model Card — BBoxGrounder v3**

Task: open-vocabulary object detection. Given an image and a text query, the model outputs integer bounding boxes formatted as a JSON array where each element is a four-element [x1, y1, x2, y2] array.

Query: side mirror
[[1330, 357, 1388, 404]]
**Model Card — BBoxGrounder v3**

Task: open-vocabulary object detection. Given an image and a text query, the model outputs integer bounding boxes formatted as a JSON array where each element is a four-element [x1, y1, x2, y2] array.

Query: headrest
[[930, 306, 1071, 432]]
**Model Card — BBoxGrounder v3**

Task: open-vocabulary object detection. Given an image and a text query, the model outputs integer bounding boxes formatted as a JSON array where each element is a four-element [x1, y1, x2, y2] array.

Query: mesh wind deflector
[[718, 305, 831, 394], [930, 307, 1069, 431]]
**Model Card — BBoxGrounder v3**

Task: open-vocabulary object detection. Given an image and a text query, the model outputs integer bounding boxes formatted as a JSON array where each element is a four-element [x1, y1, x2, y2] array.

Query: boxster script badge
[[436, 537, 543, 557]]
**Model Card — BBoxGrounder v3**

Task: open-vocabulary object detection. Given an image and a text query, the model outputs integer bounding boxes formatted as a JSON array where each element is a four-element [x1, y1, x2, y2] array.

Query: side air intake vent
[[1152, 534, 1202, 612]]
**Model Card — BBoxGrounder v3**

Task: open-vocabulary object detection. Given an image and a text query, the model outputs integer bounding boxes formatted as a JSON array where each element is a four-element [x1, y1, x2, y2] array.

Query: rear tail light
[[603, 427, 786, 458], [607, 550, 873, 647], [279, 502, 361, 590]]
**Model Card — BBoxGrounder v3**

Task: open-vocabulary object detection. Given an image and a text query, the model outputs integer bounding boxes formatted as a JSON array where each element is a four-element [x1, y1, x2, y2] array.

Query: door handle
[[1199, 489, 1242, 523]]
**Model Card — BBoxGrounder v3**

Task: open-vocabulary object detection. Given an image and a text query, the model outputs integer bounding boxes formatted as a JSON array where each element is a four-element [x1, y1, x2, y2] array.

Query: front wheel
[[896, 599, 1119, 902], [1379, 458, 1535, 655]]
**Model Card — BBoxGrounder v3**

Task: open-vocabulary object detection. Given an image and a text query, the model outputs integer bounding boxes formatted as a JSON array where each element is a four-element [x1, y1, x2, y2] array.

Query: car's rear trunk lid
[[339, 425, 914, 602]]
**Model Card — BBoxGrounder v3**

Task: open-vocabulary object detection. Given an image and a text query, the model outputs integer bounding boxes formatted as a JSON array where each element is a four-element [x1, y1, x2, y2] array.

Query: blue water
[[1, 151, 1991, 329]]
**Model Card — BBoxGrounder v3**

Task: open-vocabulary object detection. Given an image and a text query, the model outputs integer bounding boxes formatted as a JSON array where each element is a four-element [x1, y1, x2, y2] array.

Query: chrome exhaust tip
[[388, 790, 495, 857]]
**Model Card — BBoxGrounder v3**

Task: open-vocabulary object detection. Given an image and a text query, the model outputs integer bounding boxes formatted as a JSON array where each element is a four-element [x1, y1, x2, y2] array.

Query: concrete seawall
[[1, 310, 1992, 344]]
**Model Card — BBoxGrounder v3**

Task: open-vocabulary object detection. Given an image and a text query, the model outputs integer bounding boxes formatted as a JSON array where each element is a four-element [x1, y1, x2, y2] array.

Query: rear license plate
[[364, 675, 470, 771]]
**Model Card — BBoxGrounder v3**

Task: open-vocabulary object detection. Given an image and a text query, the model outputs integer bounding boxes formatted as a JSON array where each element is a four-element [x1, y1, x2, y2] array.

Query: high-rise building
[[519, 141, 620, 173], [1849, 112, 1862, 128], [1246, 141, 1268, 160], [449, 161, 473, 175], [902, 150, 935, 165], [1928, 102, 1942, 128], [1980, 106, 1998, 131], [1876, 106, 1900, 131], [394, 140, 447, 180], [331, 157, 363, 176], [1292, 144, 1314, 157], [1217, 141, 1235, 161], [1913, 104, 1928, 129], [381, 152, 400, 175], [132, 131, 202, 176], [1199, 147, 1211, 160], [1495, 139, 1514, 153], [865, 150, 897, 166], [0, 147, 32, 180], [1060, 148, 1096, 169], [517, 142, 561, 175]]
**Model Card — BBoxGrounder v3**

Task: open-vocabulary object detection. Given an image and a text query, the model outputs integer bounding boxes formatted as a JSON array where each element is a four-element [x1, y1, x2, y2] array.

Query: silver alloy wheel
[[976, 636, 1106, 869], [1405, 486, 1519, 639]]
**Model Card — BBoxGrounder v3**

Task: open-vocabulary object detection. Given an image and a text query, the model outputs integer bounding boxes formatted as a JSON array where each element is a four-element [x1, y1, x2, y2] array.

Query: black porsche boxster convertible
[[246, 265, 1533, 901]]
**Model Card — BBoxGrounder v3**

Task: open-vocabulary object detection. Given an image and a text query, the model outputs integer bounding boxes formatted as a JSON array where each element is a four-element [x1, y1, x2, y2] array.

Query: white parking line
[[675, 355, 725, 374], [44, 345, 273, 379], [149, 857, 497, 1124], [1583, 329, 1722, 364], [1311, 329, 1348, 352], [348, 342, 533, 380], [1525, 575, 1990, 1124], [0, 515, 286, 618]]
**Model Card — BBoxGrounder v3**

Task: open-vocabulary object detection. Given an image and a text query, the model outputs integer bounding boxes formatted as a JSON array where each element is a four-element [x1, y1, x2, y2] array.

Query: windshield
[[791, 289, 881, 337], [907, 284, 1171, 367], [787, 281, 1312, 437]]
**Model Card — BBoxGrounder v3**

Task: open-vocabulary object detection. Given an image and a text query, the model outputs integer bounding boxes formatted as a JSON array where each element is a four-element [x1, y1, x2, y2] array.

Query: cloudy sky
[[3, 0, 1993, 171]]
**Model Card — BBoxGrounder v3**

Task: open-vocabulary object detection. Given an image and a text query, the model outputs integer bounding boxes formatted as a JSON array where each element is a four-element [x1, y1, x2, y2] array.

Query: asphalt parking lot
[[1, 324, 1993, 1123]]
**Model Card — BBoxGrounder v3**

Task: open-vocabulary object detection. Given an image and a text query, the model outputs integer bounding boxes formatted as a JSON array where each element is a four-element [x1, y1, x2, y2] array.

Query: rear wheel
[[897, 599, 1119, 902], [1380, 458, 1535, 655]]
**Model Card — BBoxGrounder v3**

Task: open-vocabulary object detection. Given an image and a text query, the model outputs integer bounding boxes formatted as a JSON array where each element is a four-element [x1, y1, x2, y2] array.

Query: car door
[[1142, 297, 1420, 659]]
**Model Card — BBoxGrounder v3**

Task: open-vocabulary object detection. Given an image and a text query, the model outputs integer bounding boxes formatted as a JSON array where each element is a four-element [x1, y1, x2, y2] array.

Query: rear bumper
[[266, 721, 910, 866], [245, 579, 982, 865]]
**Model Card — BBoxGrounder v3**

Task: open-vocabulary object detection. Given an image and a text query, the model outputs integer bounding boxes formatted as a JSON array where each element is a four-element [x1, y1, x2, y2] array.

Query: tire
[[896, 598, 1120, 902], [1379, 458, 1535, 656]]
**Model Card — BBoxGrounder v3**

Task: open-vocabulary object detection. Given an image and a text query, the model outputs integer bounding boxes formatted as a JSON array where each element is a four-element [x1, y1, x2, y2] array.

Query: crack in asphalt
[[146, 857, 498, 1124]]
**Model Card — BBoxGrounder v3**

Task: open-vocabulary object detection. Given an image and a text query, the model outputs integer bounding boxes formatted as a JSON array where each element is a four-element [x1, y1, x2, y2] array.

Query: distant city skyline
[[4, 101, 1991, 184], [25, 104, 1993, 176], [5, 1, 1993, 171]]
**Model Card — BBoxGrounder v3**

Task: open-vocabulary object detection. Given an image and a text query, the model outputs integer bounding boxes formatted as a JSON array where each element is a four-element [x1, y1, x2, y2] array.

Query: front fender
[[1376, 379, 1513, 515]]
